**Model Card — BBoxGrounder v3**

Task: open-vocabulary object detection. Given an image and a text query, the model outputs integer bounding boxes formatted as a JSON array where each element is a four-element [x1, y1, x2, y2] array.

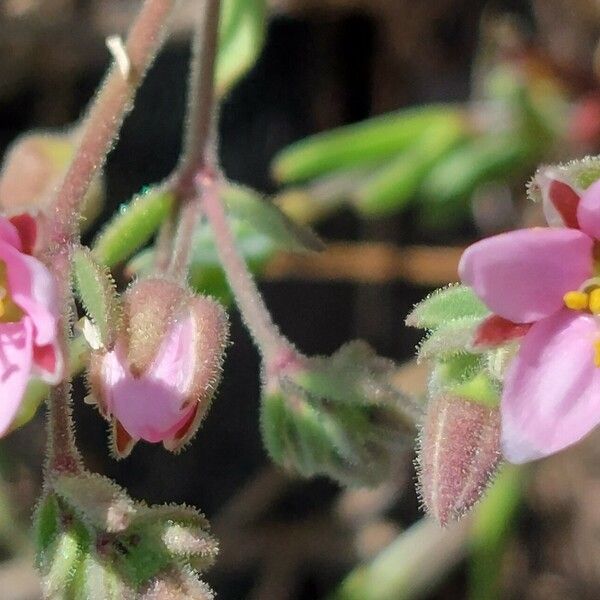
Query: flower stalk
[[165, 0, 222, 282], [50, 0, 178, 246], [200, 174, 296, 365]]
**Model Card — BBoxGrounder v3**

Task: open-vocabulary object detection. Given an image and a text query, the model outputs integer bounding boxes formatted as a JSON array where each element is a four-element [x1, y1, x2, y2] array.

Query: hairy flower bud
[[417, 394, 501, 526], [34, 474, 217, 598], [87, 278, 229, 457], [261, 341, 418, 486], [0, 131, 103, 232]]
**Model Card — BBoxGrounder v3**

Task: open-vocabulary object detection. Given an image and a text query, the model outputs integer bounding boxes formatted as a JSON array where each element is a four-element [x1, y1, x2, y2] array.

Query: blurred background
[[2, 0, 600, 598]]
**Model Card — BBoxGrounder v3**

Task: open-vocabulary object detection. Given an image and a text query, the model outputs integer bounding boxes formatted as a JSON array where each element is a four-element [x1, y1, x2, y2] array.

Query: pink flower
[[88, 280, 228, 457], [459, 178, 600, 463], [0, 215, 62, 435]]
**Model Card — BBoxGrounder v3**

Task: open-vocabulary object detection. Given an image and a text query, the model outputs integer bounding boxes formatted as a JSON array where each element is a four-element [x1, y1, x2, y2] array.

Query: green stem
[[332, 517, 471, 600]]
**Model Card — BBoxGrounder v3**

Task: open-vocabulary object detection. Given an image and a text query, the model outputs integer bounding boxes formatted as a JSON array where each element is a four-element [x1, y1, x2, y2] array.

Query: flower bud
[[417, 394, 501, 526], [34, 474, 217, 598], [0, 131, 104, 231], [261, 341, 418, 486], [87, 278, 229, 457]]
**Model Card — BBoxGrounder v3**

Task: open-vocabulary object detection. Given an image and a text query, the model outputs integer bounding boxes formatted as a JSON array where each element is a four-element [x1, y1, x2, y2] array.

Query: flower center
[[564, 281, 600, 366], [0, 262, 23, 323]]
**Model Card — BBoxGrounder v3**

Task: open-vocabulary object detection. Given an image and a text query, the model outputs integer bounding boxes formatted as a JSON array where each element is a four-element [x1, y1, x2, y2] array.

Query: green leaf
[[353, 114, 470, 216], [406, 285, 488, 330], [421, 132, 532, 206], [127, 216, 275, 304], [272, 106, 464, 183], [92, 187, 174, 267], [223, 182, 324, 253], [72, 247, 122, 348], [216, 0, 267, 96]]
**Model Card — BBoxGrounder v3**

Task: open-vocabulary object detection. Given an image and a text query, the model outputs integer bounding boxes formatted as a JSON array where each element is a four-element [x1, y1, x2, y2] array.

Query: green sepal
[[417, 316, 483, 360], [72, 247, 122, 348], [433, 354, 500, 407], [92, 187, 174, 267], [406, 284, 488, 330], [34, 493, 61, 555], [272, 105, 464, 184], [216, 0, 267, 96], [52, 473, 135, 533], [37, 515, 90, 598]]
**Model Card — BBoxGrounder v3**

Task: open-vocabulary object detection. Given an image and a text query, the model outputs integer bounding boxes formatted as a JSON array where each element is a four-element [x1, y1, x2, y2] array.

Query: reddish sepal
[[9, 214, 37, 255], [474, 315, 531, 348], [548, 180, 580, 229]]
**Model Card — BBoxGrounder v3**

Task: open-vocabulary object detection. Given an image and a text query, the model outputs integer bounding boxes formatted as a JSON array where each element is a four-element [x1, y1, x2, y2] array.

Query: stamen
[[595, 340, 600, 367], [590, 289, 600, 314], [564, 290, 589, 311]]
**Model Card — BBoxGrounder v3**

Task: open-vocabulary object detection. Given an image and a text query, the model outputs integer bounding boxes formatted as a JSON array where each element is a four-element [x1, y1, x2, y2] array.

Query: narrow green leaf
[[353, 114, 470, 216], [92, 187, 174, 267], [216, 0, 267, 96], [223, 182, 324, 252], [406, 285, 488, 330], [421, 132, 532, 206], [272, 106, 464, 183], [127, 216, 274, 304]]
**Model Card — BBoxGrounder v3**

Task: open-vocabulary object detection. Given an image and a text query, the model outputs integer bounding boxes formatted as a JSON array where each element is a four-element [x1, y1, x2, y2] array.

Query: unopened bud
[[417, 394, 501, 526], [87, 278, 229, 457], [261, 341, 418, 486]]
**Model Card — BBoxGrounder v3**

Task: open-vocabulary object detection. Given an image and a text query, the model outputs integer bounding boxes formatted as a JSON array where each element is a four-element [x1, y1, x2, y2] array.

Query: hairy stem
[[200, 175, 295, 363], [176, 0, 221, 193], [166, 0, 221, 281], [44, 249, 82, 475], [49, 0, 179, 245]]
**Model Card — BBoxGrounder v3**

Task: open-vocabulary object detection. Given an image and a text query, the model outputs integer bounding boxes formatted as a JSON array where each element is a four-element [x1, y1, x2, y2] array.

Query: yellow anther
[[564, 291, 589, 311], [595, 341, 600, 368], [590, 289, 600, 314], [0, 300, 5, 319]]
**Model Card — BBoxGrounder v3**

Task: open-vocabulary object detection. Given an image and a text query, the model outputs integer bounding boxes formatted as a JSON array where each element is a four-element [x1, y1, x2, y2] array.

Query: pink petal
[[0, 319, 33, 436], [577, 179, 600, 240], [102, 315, 197, 443], [459, 228, 593, 323], [0, 239, 58, 345], [0, 218, 22, 250], [502, 310, 600, 463]]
